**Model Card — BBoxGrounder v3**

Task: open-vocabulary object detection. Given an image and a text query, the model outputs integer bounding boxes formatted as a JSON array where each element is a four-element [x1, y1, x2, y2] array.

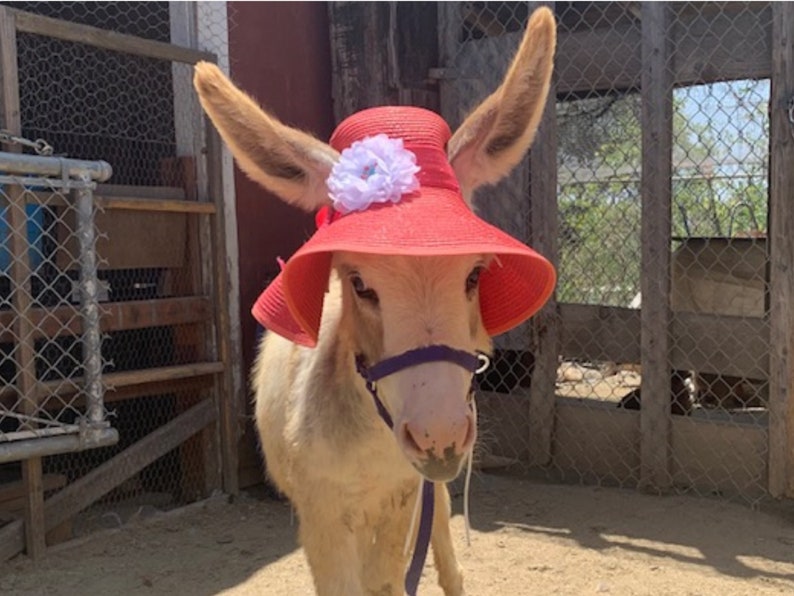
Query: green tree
[[556, 80, 769, 307]]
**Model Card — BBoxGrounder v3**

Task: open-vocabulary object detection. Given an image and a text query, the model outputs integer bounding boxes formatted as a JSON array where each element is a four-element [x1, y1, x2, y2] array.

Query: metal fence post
[[72, 172, 105, 430]]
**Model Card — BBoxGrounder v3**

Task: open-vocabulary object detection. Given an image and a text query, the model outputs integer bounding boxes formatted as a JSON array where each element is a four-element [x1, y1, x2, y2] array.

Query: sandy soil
[[2, 474, 794, 595]]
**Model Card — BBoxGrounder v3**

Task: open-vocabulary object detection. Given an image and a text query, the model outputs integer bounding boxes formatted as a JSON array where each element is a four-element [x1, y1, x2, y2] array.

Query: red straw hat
[[253, 106, 556, 347]]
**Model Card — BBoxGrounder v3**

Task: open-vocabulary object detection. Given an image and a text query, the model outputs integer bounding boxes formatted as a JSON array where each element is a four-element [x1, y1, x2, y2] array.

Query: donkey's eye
[[466, 266, 484, 296], [350, 274, 379, 305]]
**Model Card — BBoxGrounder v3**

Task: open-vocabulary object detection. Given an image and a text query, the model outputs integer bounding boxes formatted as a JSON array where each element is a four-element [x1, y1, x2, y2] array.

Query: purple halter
[[355, 344, 486, 596]]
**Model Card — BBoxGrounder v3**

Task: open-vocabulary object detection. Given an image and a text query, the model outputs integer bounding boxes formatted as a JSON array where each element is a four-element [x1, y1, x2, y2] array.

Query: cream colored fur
[[194, 7, 556, 595]]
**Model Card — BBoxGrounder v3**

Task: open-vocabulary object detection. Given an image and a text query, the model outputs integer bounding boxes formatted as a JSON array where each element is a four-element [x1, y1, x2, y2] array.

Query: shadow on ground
[[455, 472, 794, 585]]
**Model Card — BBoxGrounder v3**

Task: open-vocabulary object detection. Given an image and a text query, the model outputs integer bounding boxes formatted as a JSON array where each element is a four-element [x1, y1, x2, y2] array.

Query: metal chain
[[0, 129, 54, 156]]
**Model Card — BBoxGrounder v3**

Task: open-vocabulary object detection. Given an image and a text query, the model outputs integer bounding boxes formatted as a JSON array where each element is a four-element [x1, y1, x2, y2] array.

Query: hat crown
[[330, 107, 460, 194]]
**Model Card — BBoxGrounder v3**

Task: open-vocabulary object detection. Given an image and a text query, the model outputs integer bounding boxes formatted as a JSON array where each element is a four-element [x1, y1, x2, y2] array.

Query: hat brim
[[256, 187, 555, 346]]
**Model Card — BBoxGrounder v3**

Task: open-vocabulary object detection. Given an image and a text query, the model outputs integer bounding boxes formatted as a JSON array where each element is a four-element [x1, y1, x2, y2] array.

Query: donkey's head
[[194, 7, 556, 482]]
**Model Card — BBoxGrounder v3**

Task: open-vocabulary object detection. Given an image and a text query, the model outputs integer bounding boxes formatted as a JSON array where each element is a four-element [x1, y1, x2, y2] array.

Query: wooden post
[[0, 6, 46, 558], [395, 3, 440, 111], [328, 2, 396, 122], [768, 2, 794, 499], [639, 2, 673, 492], [435, 2, 463, 127], [195, 2, 244, 497], [206, 121, 239, 496], [527, 35, 560, 467]]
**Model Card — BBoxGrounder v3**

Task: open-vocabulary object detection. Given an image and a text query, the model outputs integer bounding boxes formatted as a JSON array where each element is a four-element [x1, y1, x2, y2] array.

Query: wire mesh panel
[[0, 153, 116, 459], [0, 1, 236, 557], [439, 1, 775, 503], [441, 2, 538, 466], [664, 2, 772, 502]]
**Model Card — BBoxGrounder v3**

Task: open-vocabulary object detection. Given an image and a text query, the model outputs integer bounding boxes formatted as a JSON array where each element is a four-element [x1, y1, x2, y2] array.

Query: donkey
[[194, 7, 556, 595]]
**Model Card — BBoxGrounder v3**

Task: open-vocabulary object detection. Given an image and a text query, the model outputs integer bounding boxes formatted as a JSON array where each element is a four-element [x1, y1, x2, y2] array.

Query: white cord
[[403, 477, 424, 557], [463, 394, 478, 547]]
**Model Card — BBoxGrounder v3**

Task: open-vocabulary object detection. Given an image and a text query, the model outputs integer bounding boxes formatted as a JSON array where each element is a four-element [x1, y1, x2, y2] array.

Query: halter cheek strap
[[354, 345, 488, 596]]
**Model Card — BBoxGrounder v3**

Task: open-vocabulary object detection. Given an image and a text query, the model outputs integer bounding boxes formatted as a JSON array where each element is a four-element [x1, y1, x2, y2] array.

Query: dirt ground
[[2, 473, 794, 595]]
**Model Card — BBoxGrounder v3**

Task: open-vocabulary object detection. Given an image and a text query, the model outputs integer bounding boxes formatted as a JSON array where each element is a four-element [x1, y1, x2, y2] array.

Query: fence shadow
[[456, 472, 794, 584]]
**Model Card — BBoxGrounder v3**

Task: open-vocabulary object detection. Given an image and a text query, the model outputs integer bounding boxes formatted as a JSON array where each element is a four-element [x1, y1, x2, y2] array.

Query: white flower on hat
[[327, 134, 421, 214]]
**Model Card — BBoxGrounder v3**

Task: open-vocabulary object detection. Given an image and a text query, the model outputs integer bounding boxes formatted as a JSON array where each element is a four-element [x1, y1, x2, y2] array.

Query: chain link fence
[[0, 1, 236, 554], [0, 152, 116, 454], [441, 1, 776, 504]]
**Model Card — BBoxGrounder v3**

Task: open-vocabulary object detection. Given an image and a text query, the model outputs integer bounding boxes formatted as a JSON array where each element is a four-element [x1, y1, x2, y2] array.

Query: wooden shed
[[329, 1, 794, 503]]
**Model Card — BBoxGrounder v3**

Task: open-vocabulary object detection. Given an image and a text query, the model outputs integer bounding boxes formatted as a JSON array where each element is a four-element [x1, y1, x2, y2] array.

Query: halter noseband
[[354, 344, 488, 596]]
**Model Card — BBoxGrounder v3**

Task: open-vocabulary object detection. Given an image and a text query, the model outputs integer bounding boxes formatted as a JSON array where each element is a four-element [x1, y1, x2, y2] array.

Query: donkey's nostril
[[400, 422, 425, 457], [400, 412, 476, 460]]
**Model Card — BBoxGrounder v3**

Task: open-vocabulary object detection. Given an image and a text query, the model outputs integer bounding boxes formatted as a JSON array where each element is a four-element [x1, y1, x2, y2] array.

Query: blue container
[[0, 200, 45, 273]]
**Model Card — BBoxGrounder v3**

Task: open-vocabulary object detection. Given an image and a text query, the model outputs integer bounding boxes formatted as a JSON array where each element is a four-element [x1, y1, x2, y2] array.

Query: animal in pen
[[616, 370, 695, 416], [194, 7, 555, 595]]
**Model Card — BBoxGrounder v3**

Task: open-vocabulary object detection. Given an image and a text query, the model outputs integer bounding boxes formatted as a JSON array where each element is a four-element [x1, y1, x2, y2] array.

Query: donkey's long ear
[[448, 6, 556, 199], [193, 62, 339, 212]]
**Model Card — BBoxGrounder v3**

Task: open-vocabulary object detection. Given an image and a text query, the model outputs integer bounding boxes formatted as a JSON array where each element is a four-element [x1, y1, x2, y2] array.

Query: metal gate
[[1, 150, 117, 461]]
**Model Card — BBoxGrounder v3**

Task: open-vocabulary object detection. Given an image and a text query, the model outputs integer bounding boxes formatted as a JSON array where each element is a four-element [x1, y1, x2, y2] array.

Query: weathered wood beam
[[559, 305, 769, 380], [767, 2, 794, 499], [0, 296, 213, 343], [11, 8, 213, 64], [0, 399, 217, 561], [528, 3, 560, 466], [639, 2, 674, 492]]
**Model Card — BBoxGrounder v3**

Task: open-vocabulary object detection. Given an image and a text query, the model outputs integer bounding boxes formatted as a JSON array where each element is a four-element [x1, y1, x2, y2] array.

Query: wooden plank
[[768, 2, 794, 499], [193, 4, 245, 500], [528, 38, 560, 467], [102, 362, 225, 392], [559, 304, 769, 379], [161, 154, 219, 500], [0, 475, 66, 506], [556, 20, 642, 95], [168, 8, 221, 499], [670, 312, 769, 380], [555, 4, 770, 95], [96, 184, 185, 200], [456, 4, 771, 99], [671, 5, 772, 88], [96, 197, 216, 214], [559, 303, 642, 364], [0, 296, 213, 343], [395, 2, 440, 111], [10, 8, 214, 65], [670, 415, 767, 500], [0, 362, 224, 403], [548, 396, 768, 498], [102, 375, 215, 405], [1, 374, 216, 412], [0, 399, 217, 561], [328, 2, 395, 122], [46, 398, 216, 534], [207, 124, 238, 496], [553, 397, 641, 484], [436, 2, 464, 127], [639, 2, 674, 492], [0, 5, 45, 559], [58, 208, 188, 270], [0, 5, 20, 131]]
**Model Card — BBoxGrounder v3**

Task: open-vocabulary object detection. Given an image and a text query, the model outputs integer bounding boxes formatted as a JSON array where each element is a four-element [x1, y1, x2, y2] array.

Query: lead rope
[[355, 346, 489, 596], [464, 355, 489, 547], [463, 394, 477, 546]]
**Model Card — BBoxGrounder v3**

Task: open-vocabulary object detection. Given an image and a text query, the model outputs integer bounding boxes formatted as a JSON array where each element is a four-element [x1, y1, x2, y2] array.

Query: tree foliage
[[555, 80, 769, 306]]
